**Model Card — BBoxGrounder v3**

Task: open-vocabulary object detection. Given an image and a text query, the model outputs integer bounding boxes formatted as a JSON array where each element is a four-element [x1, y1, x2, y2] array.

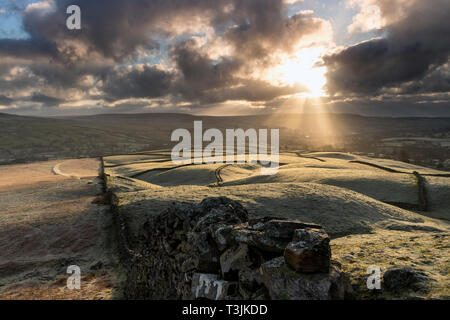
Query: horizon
[[3, 109, 450, 120]]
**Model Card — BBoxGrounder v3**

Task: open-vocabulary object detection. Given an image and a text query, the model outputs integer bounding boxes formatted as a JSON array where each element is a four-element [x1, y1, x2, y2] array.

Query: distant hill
[[1, 112, 449, 164], [64, 112, 450, 135]]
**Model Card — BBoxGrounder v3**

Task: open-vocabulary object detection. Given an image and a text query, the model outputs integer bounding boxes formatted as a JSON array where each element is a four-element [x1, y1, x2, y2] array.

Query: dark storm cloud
[[0, 0, 329, 112], [102, 65, 174, 101], [29, 62, 109, 89], [324, 0, 450, 96], [195, 80, 306, 104], [170, 39, 241, 101], [47, 0, 324, 62], [5, 0, 322, 63], [0, 93, 65, 108], [328, 99, 450, 117], [0, 38, 58, 60], [0, 66, 40, 92], [224, 7, 325, 60], [169, 38, 308, 103], [398, 64, 450, 95], [0, 95, 13, 106], [28, 93, 65, 106], [101, 39, 306, 104]]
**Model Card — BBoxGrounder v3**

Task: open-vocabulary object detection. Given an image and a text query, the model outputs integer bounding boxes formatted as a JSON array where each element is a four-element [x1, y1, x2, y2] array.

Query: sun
[[274, 47, 327, 97]]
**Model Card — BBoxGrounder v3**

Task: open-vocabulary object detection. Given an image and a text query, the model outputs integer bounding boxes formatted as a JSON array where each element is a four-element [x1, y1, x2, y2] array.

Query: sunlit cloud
[[0, 0, 447, 116], [270, 46, 328, 98]]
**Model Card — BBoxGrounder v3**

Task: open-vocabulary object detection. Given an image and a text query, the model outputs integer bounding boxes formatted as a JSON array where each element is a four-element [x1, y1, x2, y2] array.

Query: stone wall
[[117, 196, 353, 300]]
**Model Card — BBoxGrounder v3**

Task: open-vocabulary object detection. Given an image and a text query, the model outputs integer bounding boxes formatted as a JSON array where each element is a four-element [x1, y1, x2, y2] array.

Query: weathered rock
[[238, 268, 260, 288], [212, 224, 237, 251], [284, 228, 331, 273], [126, 197, 250, 299], [238, 268, 265, 299], [197, 197, 249, 223], [263, 220, 322, 239], [213, 222, 287, 253], [213, 218, 325, 254], [194, 209, 243, 232], [233, 226, 290, 253], [220, 244, 253, 276], [180, 256, 199, 273], [257, 257, 352, 300], [192, 273, 237, 300], [248, 216, 287, 226], [122, 197, 351, 300], [187, 232, 220, 273], [226, 219, 324, 254], [383, 266, 432, 292]]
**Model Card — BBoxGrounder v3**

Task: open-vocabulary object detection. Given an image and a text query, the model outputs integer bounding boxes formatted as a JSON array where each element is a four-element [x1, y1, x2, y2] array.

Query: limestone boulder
[[284, 228, 331, 273], [257, 257, 352, 300], [220, 244, 253, 276]]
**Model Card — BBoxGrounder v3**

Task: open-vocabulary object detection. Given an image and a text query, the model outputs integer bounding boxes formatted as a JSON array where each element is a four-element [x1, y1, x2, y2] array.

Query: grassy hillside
[[104, 151, 450, 299]]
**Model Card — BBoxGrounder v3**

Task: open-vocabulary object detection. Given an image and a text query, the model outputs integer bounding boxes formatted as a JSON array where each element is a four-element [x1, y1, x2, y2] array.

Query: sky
[[0, 0, 449, 117]]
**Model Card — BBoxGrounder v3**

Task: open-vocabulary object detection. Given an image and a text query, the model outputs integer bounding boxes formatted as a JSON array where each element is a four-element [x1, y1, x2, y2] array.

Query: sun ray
[[272, 46, 328, 98]]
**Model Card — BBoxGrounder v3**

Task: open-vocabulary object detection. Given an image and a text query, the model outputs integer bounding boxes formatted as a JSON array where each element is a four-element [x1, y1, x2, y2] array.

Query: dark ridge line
[[130, 161, 255, 181], [350, 160, 450, 177], [349, 160, 405, 173], [215, 164, 232, 186], [213, 162, 281, 187], [112, 175, 143, 183], [422, 173, 450, 177], [105, 154, 210, 168], [125, 153, 270, 179], [130, 163, 196, 179], [123, 152, 172, 157], [385, 202, 424, 211], [296, 152, 326, 162], [104, 159, 171, 168]]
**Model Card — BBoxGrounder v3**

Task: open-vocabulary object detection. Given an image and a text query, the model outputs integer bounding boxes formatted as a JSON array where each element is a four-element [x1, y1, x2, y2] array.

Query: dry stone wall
[[119, 197, 353, 300]]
